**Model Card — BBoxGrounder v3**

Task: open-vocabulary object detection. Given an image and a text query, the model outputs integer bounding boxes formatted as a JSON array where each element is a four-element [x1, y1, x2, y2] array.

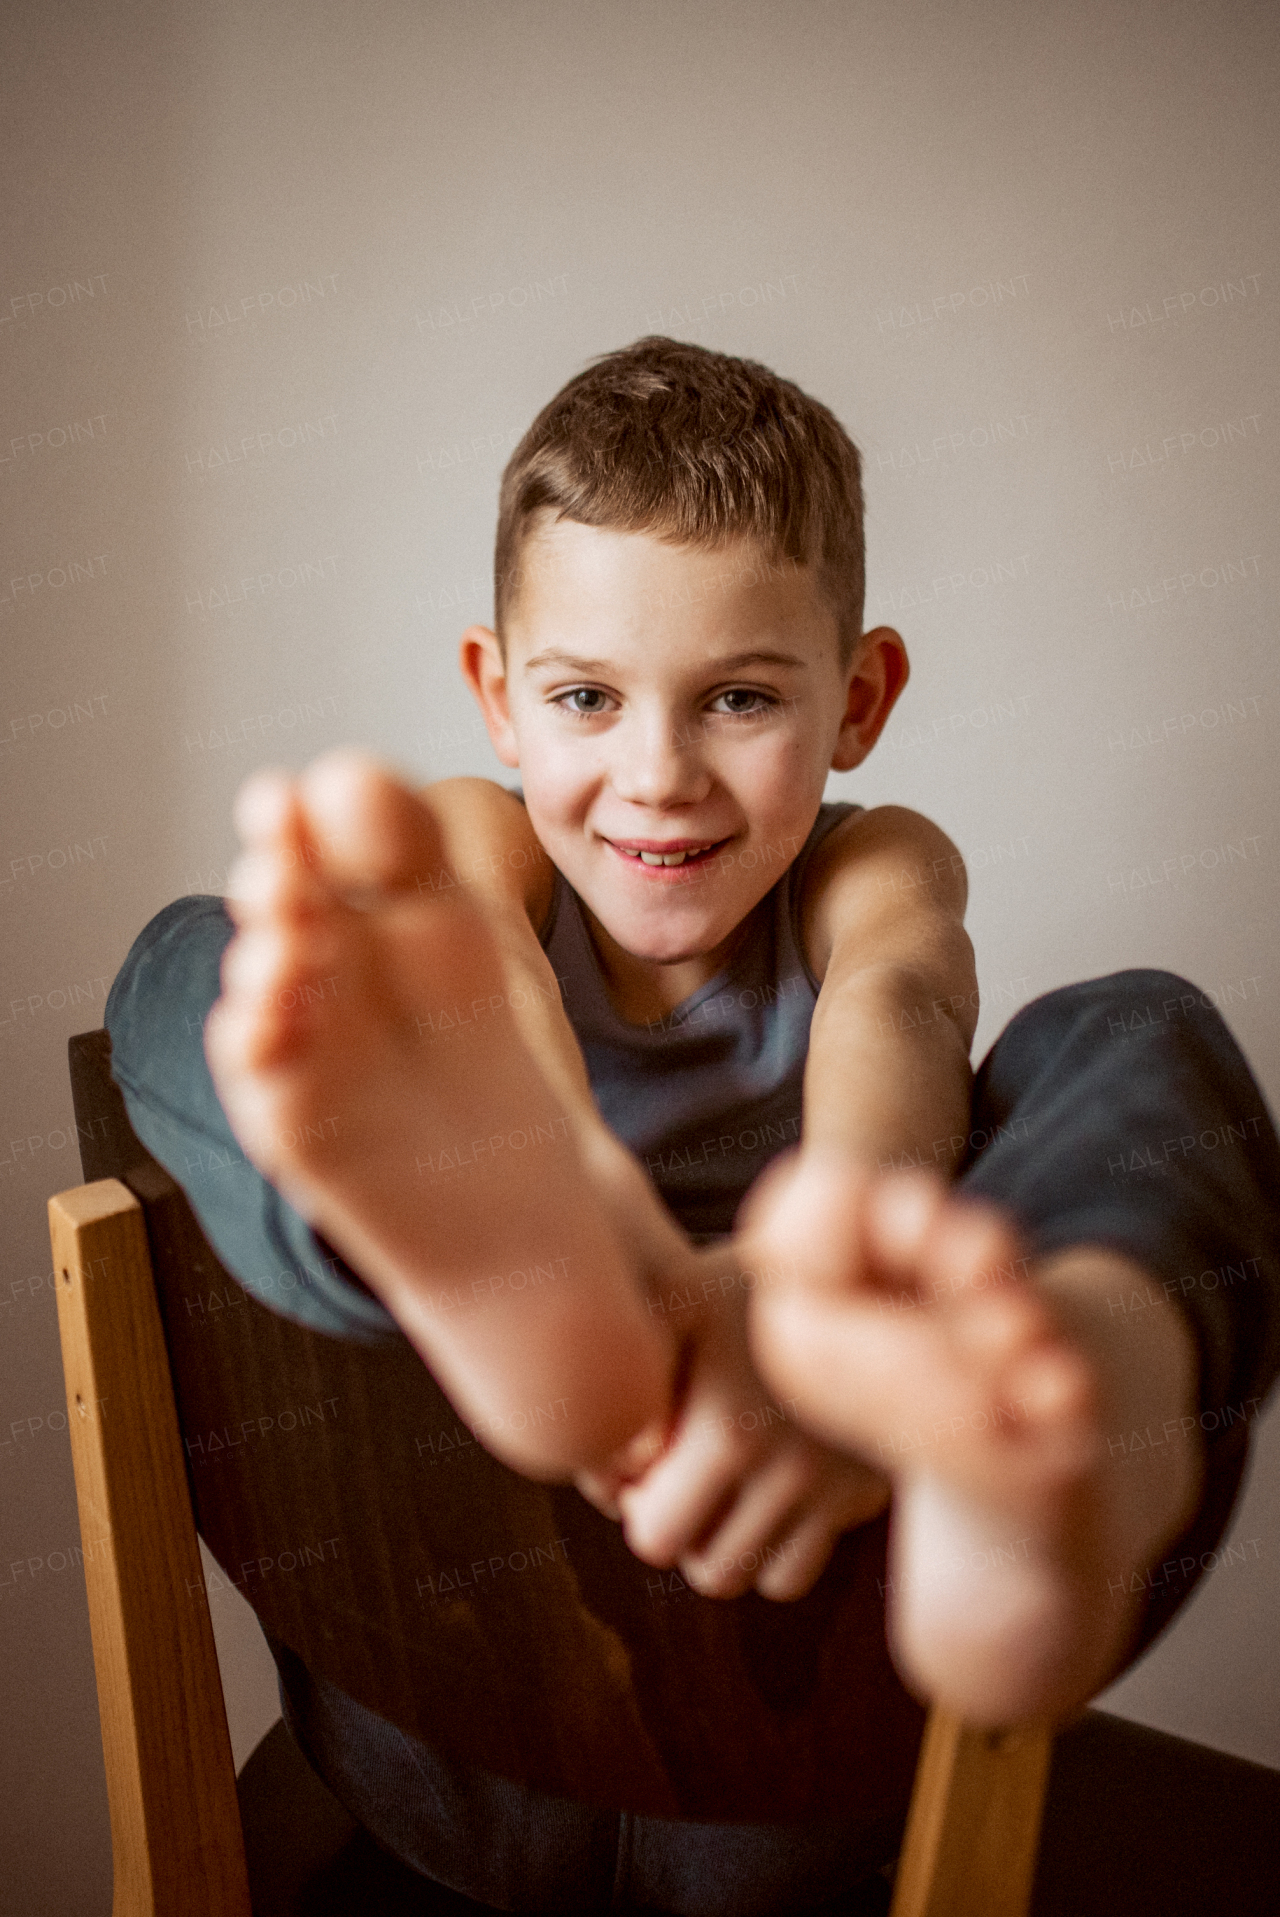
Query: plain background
[[2, 1, 1277, 1908]]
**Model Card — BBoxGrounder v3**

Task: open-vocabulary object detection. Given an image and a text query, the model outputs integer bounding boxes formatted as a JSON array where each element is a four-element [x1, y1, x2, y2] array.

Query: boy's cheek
[[508, 759, 588, 837]]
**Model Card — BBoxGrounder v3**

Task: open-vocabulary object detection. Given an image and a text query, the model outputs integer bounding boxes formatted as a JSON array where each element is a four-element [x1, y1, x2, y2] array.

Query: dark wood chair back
[[68, 1028, 925, 1829]]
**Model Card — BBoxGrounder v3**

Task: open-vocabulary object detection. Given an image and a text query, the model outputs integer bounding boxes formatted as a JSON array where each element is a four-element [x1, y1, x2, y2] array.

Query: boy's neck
[[582, 903, 758, 1027]]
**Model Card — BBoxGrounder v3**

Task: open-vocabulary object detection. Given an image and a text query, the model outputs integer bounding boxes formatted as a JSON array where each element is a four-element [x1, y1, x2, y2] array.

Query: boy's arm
[[800, 805, 977, 1176], [414, 777, 590, 1117], [614, 805, 977, 1588]]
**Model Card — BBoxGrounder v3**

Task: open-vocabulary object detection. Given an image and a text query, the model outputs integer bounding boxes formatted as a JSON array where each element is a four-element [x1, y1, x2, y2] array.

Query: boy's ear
[[829, 628, 909, 772], [459, 626, 520, 768]]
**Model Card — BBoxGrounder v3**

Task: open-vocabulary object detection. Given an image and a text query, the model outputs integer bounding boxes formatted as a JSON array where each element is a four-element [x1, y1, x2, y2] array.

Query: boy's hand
[[578, 1241, 890, 1600]]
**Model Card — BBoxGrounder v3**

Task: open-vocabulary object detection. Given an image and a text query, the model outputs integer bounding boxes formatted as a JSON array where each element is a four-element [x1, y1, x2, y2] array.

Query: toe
[[738, 1148, 876, 1294], [232, 767, 295, 846], [866, 1172, 952, 1289], [946, 1290, 1046, 1365], [298, 751, 446, 895], [215, 914, 344, 1067], [915, 1192, 1026, 1308], [226, 844, 329, 926]]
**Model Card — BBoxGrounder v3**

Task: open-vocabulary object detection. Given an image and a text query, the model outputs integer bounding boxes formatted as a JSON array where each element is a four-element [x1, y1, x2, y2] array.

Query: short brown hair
[[495, 337, 866, 660]]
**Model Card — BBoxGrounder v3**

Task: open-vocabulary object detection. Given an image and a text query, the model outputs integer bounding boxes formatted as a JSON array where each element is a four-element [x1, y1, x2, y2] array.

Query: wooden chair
[[49, 1033, 1280, 1917]]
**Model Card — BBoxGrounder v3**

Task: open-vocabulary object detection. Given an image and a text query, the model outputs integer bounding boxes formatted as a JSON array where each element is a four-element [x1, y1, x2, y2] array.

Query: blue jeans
[[269, 1632, 896, 1914]]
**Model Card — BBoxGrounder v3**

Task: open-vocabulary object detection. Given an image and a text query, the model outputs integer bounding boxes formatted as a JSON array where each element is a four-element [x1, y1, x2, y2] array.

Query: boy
[[109, 340, 1278, 1898]]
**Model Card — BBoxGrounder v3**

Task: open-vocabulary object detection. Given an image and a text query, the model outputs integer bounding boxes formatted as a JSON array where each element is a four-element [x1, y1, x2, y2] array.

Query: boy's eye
[[558, 687, 611, 716], [710, 687, 773, 716]]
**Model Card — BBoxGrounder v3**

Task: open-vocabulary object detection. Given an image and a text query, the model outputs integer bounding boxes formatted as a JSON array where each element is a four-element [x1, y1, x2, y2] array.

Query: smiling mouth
[[606, 838, 728, 869]]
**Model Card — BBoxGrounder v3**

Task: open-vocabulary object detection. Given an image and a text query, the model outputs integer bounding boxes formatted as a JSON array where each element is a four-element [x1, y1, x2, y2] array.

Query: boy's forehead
[[507, 518, 836, 658]]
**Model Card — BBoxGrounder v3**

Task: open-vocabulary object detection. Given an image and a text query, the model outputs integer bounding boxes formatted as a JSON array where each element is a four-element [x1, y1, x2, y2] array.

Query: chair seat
[[238, 1708, 1280, 1917], [1032, 1709, 1280, 1916]]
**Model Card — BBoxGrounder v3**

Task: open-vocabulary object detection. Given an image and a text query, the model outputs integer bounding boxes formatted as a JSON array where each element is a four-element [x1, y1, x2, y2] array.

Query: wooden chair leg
[[889, 1707, 1053, 1917], [50, 1180, 252, 1917]]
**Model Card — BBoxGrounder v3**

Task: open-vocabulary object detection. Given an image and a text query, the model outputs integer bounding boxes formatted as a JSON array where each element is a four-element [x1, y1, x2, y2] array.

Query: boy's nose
[[609, 710, 712, 808]]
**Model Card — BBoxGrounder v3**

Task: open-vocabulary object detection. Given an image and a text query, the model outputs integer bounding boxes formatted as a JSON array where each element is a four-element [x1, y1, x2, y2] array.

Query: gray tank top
[[540, 802, 860, 1239]]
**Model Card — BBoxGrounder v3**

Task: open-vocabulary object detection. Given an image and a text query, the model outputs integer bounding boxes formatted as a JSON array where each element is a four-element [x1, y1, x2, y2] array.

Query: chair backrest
[[67, 1028, 929, 1824], [58, 1029, 1053, 1915], [51, 1168, 1053, 1917]]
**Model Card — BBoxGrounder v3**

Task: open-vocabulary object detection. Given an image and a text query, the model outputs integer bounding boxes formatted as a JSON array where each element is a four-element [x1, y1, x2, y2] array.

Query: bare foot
[[742, 1153, 1203, 1723], [205, 751, 672, 1476]]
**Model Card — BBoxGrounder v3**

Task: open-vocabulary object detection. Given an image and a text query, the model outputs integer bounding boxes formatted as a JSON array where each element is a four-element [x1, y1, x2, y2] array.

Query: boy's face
[[462, 520, 906, 974]]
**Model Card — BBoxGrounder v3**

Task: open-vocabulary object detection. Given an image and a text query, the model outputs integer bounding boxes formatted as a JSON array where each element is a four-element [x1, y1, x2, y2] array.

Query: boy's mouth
[[604, 836, 728, 870]]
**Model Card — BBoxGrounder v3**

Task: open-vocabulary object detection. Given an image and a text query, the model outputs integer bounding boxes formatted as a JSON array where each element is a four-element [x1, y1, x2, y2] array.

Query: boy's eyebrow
[[522, 650, 612, 673], [711, 650, 809, 671], [522, 648, 809, 674]]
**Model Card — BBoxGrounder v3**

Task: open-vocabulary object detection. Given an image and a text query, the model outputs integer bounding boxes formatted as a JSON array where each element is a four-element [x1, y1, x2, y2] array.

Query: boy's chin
[[591, 895, 744, 965]]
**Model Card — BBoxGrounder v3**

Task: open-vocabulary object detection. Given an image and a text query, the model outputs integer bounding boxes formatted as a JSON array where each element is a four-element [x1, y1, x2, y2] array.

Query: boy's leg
[[202, 756, 674, 1476], [746, 969, 1279, 1720], [109, 756, 675, 1478], [273, 1627, 900, 1916], [957, 967, 1280, 1657], [106, 891, 397, 1340]]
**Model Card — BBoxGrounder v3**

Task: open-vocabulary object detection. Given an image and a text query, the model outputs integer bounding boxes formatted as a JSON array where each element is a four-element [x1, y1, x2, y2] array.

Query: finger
[[573, 1471, 623, 1521], [618, 1432, 744, 1567], [753, 1505, 845, 1601], [680, 1449, 818, 1596]]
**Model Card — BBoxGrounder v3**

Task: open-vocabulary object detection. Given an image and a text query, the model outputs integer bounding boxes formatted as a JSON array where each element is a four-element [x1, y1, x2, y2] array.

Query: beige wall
[[2, 0, 1276, 1905]]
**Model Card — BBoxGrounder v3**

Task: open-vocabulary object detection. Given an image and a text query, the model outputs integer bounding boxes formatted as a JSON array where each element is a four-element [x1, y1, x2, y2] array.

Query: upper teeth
[[618, 846, 709, 866]]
